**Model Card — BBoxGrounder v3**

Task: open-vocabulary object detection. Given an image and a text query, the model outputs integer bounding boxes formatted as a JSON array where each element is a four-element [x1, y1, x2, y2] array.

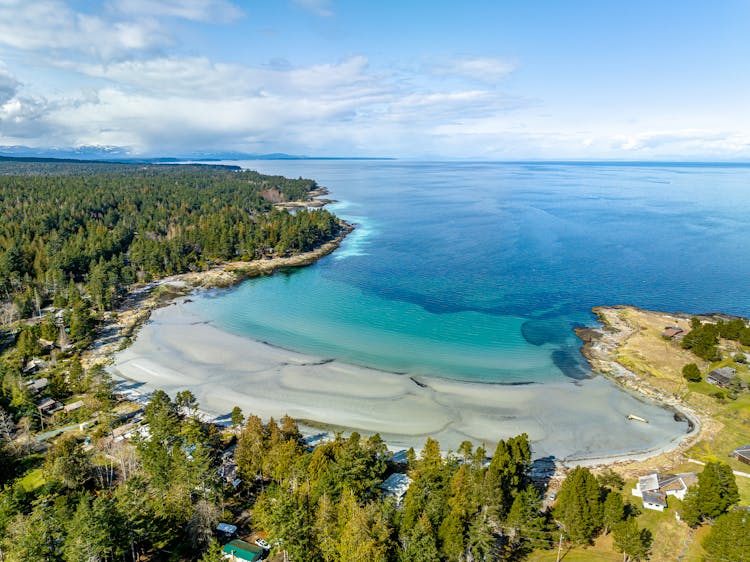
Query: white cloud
[[603, 130, 750, 159], [292, 0, 334, 17], [67, 55, 384, 100], [0, 66, 19, 104], [112, 0, 244, 23], [432, 56, 517, 83], [8, 51, 532, 155], [0, 0, 169, 58]]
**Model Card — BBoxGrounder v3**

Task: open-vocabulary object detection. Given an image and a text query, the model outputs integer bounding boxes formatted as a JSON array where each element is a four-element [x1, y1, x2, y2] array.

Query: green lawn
[[18, 467, 46, 492]]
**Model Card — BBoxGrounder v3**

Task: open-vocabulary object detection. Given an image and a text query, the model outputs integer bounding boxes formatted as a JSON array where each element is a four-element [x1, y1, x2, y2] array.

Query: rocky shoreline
[[574, 306, 708, 472]]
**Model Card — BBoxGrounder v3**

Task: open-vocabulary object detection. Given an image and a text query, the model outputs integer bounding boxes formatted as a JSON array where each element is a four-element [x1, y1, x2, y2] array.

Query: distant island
[[0, 147, 396, 162]]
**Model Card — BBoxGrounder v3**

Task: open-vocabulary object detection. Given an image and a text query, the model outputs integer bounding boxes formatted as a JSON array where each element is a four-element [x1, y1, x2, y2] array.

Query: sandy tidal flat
[[112, 301, 690, 463]]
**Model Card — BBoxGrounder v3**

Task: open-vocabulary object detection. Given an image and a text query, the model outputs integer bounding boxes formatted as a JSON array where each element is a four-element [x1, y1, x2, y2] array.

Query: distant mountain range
[[0, 145, 394, 162]]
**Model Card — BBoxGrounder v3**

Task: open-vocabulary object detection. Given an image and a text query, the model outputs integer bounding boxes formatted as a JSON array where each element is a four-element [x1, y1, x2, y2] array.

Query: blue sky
[[0, 0, 748, 159]]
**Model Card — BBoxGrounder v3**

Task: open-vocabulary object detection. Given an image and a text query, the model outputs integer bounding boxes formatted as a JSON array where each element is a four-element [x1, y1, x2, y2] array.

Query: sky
[[0, 0, 748, 159]]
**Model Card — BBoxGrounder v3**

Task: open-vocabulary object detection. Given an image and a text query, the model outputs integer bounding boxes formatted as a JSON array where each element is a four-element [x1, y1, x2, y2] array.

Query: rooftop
[[638, 473, 660, 492], [222, 539, 263, 562], [379, 472, 413, 498], [642, 490, 668, 508]]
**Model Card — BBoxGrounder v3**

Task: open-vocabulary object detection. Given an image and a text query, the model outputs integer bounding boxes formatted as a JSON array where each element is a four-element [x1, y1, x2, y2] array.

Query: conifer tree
[[702, 509, 750, 561], [682, 461, 739, 525], [401, 511, 440, 562], [554, 466, 603, 544], [230, 405, 244, 428], [612, 518, 652, 562], [602, 490, 626, 534], [467, 507, 497, 561]]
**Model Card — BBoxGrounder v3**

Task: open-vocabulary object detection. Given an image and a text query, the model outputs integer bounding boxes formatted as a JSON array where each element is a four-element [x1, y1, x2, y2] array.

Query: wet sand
[[111, 300, 692, 464]]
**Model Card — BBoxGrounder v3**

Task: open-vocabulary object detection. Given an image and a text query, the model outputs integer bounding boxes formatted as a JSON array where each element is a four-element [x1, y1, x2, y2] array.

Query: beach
[[111, 299, 692, 464]]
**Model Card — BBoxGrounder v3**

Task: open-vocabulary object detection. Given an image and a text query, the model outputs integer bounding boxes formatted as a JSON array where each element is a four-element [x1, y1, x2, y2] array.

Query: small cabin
[[662, 326, 684, 339], [706, 367, 737, 389], [222, 539, 264, 561]]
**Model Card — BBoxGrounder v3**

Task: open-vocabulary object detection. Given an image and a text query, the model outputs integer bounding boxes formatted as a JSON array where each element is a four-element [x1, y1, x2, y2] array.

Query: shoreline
[[87, 190, 700, 469], [574, 305, 712, 473], [84, 217, 354, 367], [109, 299, 691, 465]]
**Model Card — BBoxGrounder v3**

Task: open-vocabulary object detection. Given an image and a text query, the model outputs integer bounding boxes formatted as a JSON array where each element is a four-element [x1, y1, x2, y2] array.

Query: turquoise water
[[190, 161, 750, 383]]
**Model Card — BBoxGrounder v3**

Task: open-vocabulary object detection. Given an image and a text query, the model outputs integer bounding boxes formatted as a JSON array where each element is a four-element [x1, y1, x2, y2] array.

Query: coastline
[[87, 191, 698, 469], [574, 305, 719, 475], [84, 218, 353, 367], [109, 299, 691, 464]]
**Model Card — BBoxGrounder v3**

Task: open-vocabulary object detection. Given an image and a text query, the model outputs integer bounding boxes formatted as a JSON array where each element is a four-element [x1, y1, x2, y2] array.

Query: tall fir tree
[[554, 466, 603, 544]]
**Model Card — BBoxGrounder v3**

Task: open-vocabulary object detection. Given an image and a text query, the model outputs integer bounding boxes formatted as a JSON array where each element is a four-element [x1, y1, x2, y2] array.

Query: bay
[[188, 160, 750, 384]]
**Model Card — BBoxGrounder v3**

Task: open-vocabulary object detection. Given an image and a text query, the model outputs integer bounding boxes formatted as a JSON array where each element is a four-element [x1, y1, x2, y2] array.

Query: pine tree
[[337, 501, 394, 562], [315, 494, 340, 562], [230, 405, 244, 428], [236, 413, 267, 481], [199, 538, 225, 562], [401, 511, 440, 562], [612, 518, 652, 562], [602, 491, 626, 534], [702, 509, 750, 561], [63, 495, 118, 562], [554, 466, 603, 544], [467, 508, 497, 561], [68, 353, 86, 393], [2, 500, 64, 561], [682, 461, 739, 525]]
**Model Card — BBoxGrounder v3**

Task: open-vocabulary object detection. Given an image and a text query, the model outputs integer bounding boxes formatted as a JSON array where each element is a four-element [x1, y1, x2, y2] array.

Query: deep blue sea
[[189, 161, 750, 383]]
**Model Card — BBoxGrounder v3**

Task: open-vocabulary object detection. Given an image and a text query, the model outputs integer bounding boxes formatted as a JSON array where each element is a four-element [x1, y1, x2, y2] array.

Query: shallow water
[[188, 161, 750, 383]]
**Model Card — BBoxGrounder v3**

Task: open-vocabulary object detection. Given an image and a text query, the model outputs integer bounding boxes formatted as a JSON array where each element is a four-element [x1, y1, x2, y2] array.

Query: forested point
[[0, 160, 342, 324]]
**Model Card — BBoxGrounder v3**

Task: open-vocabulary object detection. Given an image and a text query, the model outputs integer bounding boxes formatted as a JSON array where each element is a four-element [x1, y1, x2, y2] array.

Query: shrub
[[682, 363, 702, 382]]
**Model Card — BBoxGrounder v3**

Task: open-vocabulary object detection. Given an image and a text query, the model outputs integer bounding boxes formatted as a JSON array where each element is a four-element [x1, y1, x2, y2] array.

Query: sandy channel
[[111, 300, 692, 464]]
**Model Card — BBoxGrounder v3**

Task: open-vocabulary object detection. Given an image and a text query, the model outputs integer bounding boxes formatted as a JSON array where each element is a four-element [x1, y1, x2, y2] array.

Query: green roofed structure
[[222, 539, 264, 561]]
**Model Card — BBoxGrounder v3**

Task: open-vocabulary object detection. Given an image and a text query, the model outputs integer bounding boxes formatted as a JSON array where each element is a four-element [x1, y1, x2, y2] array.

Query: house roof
[[639, 472, 697, 494], [37, 397, 58, 409], [216, 522, 237, 534], [222, 539, 263, 561], [662, 327, 684, 338], [733, 444, 750, 458], [657, 474, 682, 490], [642, 490, 667, 508], [379, 473, 413, 499], [64, 400, 84, 413], [708, 367, 736, 379], [638, 473, 660, 492], [25, 378, 49, 392], [676, 472, 699, 488], [707, 367, 737, 387]]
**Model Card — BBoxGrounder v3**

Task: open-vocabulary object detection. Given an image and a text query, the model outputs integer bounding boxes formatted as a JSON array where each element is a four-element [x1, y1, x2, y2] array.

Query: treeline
[[241, 428, 539, 561], [0, 381, 744, 561], [681, 317, 750, 361], [0, 162, 340, 319], [0, 388, 227, 561]]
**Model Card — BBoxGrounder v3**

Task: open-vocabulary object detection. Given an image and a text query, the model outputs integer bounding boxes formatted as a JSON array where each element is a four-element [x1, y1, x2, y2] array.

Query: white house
[[379, 473, 413, 506], [631, 472, 697, 511]]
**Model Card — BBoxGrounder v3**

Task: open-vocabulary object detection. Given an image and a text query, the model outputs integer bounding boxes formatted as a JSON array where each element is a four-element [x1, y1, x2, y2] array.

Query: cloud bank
[[0, 0, 747, 159]]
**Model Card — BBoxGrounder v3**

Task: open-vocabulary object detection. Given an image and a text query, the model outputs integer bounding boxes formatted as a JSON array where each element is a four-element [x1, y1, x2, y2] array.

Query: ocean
[[188, 160, 750, 384]]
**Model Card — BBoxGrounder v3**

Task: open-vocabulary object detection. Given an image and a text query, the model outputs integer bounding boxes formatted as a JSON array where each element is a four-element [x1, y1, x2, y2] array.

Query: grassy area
[[18, 467, 46, 492], [530, 307, 750, 561], [608, 308, 750, 473]]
